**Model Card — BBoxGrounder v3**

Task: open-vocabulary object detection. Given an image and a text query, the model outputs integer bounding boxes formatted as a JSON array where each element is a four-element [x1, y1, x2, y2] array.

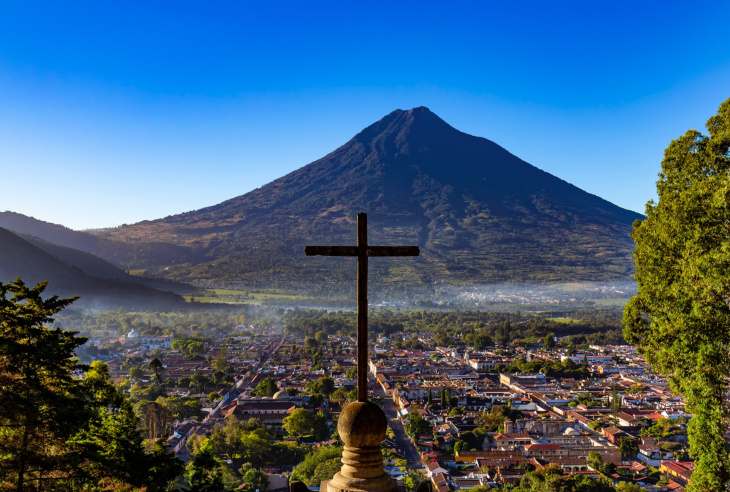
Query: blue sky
[[1, 1, 729, 229]]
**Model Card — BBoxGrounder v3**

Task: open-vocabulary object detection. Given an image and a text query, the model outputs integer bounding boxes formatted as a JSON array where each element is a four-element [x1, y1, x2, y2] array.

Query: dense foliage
[[290, 446, 343, 487], [0, 278, 182, 491], [624, 97, 730, 491], [284, 307, 625, 347]]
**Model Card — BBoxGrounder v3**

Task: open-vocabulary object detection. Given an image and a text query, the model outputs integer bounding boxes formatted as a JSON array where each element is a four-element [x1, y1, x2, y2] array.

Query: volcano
[[22, 107, 644, 286]]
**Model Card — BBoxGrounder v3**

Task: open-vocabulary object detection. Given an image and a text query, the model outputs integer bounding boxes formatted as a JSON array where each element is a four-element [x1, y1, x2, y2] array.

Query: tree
[[610, 386, 622, 419], [312, 411, 330, 441], [472, 333, 493, 351], [441, 388, 450, 409], [454, 440, 469, 452], [129, 365, 144, 379], [191, 370, 211, 394], [624, 97, 730, 490], [543, 333, 555, 350], [242, 468, 269, 492], [187, 341, 205, 357], [251, 377, 278, 397], [283, 408, 316, 438], [186, 439, 231, 492], [0, 280, 85, 490], [314, 330, 328, 345], [404, 413, 432, 440], [619, 437, 639, 459], [149, 357, 164, 378], [616, 483, 644, 492], [318, 376, 336, 396], [290, 446, 343, 486], [0, 279, 183, 490], [404, 470, 426, 492]]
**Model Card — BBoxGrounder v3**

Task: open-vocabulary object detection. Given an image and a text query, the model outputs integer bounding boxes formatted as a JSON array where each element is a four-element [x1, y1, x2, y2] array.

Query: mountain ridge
[[0, 226, 185, 308]]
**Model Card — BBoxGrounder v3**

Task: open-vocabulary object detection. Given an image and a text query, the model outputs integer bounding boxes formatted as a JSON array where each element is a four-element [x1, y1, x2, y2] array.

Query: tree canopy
[[624, 97, 730, 491], [0, 278, 182, 490]]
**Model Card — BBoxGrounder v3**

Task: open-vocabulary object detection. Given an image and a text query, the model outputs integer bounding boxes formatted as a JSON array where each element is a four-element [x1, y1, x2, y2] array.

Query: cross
[[305, 212, 419, 402]]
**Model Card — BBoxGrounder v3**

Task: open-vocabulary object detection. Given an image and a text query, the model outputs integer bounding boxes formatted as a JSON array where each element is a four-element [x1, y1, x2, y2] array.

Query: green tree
[[129, 365, 144, 379], [610, 386, 622, 419], [404, 413, 432, 440], [624, 97, 730, 490], [187, 341, 205, 357], [0, 279, 183, 490], [472, 333, 493, 351], [186, 439, 231, 492], [251, 377, 278, 397], [290, 446, 343, 486], [543, 333, 555, 350], [191, 370, 211, 393], [312, 411, 330, 441], [242, 468, 269, 492], [149, 357, 164, 378], [404, 470, 426, 492], [0, 279, 86, 490], [616, 483, 644, 492], [283, 408, 316, 438], [619, 437, 639, 459], [453, 440, 469, 452]]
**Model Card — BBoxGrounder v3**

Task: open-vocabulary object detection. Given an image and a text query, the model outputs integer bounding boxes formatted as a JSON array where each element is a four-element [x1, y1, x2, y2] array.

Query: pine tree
[[611, 386, 622, 419], [0, 278, 183, 490], [441, 389, 450, 409]]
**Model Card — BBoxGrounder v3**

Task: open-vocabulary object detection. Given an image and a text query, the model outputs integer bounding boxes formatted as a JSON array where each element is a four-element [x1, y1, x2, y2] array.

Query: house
[[492, 432, 531, 449], [602, 427, 628, 445], [660, 461, 694, 483], [426, 461, 449, 478]]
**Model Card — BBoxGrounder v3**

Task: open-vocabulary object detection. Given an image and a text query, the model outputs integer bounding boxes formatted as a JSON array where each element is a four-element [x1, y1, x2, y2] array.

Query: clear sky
[[1, 1, 729, 230]]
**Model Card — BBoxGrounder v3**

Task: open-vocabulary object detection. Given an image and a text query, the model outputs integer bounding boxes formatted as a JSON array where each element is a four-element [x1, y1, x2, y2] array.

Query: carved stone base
[[326, 401, 397, 492], [327, 445, 397, 492]]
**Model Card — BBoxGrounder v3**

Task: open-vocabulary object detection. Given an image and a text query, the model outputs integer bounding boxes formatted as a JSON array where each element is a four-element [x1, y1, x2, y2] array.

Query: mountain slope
[[0, 227, 185, 308], [94, 107, 642, 284]]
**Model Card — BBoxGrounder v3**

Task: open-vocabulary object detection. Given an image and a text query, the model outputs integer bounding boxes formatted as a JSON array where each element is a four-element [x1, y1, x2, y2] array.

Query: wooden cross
[[305, 212, 419, 402]]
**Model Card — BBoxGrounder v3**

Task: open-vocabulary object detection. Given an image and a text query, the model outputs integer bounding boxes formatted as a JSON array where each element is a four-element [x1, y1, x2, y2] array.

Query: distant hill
[[13, 107, 644, 286], [0, 211, 195, 293], [0, 211, 103, 252], [0, 211, 195, 270], [0, 227, 185, 309]]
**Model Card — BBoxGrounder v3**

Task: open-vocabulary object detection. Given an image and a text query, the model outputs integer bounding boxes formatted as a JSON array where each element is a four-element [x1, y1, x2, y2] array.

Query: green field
[[547, 317, 577, 324]]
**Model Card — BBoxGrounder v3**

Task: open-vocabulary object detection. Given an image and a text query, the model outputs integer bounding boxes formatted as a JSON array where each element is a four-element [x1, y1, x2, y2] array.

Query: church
[[121, 329, 174, 350]]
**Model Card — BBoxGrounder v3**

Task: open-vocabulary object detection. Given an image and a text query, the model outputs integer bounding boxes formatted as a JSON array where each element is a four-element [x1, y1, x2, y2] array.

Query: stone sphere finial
[[338, 401, 387, 448]]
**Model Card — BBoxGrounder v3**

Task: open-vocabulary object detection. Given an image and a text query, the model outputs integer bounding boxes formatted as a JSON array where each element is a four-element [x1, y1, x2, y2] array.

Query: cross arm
[[367, 246, 420, 257]]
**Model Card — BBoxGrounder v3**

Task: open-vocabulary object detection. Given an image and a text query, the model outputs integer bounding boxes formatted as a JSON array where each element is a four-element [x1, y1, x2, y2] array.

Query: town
[[76, 308, 694, 491]]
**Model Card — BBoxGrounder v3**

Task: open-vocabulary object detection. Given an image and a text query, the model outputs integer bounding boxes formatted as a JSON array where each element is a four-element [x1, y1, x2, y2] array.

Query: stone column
[[327, 401, 397, 492]]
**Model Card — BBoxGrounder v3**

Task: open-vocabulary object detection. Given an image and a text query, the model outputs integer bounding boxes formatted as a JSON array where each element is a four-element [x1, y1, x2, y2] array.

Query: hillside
[[0, 211, 195, 270], [32, 107, 645, 286], [0, 227, 185, 309]]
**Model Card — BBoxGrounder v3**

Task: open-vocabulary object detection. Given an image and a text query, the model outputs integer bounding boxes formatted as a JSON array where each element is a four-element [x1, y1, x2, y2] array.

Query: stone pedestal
[[327, 401, 397, 492]]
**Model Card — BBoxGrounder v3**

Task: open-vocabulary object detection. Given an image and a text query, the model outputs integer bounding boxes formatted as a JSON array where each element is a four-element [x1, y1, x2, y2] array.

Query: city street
[[371, 375, 423, 469]]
